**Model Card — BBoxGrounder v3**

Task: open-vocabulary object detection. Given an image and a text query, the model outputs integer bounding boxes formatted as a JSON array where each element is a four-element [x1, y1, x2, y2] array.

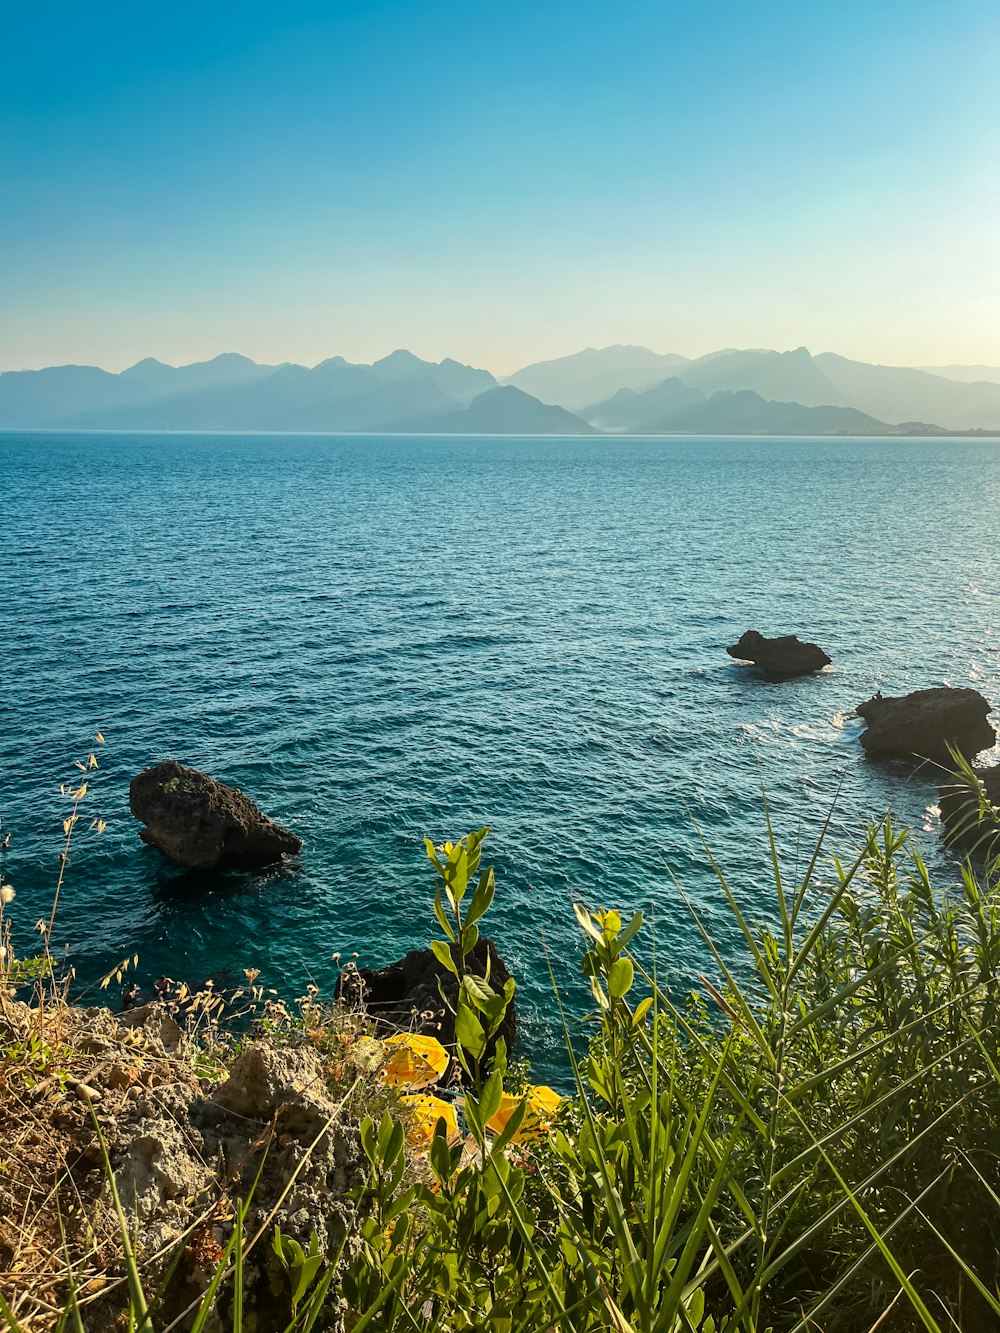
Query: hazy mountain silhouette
[[3, 345, 999, 435], [504, 345, 690, 410], [920, 365, 1000, 385], [583, 380, 904, 435], [577, 345, 1000, 430], [118, 352, 276, 396], [0, 353, 274, 427], [370, 349, 496, 404], [0, 352, 497, 432], [585, 377, 706, 432], [671, 346, 846, 407], [389, 385, 597, 434], [814, 354, 1000, 430]]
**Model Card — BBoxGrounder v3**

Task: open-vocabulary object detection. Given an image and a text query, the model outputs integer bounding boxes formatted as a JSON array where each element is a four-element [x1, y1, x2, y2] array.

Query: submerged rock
[[938, 765, 1000, 854], [129, 760, 301, 870], [726, 630, 831, 679], [856, 687, 995, 764], [340, 938, 517, 1076]]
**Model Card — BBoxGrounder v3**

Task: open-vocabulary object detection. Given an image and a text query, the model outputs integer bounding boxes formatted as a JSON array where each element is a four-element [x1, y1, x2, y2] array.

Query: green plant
[[340, 811, 1000, 1332], [272, 1228, 325, 1316], [10, 803, 1000, 1332], [424, 827, 516, 1089]]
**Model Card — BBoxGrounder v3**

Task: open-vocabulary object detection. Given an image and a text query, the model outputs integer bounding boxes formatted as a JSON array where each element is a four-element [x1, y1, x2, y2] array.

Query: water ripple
[[1, 431, 999, 1080]]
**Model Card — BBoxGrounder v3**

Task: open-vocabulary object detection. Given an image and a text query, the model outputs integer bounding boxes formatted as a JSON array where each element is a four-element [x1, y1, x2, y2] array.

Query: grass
[[3, 749, 1000, 1329]]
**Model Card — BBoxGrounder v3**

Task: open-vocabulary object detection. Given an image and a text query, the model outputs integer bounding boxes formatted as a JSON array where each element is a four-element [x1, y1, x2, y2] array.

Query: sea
[[2, 431, 999, 1081]]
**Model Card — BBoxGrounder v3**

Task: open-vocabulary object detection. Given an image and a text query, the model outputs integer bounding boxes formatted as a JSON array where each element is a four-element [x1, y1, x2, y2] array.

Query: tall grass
[[326, 797, 1000, 1331], [4, 769, 1000, 1330]]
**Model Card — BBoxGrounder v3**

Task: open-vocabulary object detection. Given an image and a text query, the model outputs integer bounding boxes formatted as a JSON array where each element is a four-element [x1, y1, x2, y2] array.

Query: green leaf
[[462, 972, 498, 1011], [460, 922, 480, 954], [360, 1116, 376, 1164], [375, 1110, 391, 1157], [608, 957, 635, 1000], [431, 939, 459, 975], [479, 1065, 504, 1124], [573, 902, 603, 942], [455, 1001, 487, 1060], [433, 887, 456, 942], [429, 1126, 454, 1184], [386, 1118, 405, 1168], [424, 837, 443, 874], [600, 909, 622, 940], [589, 975, 609, 1010], [466, 865, 496, 927], [479, 992, 509, 1038], [618, 909, 644, 950]]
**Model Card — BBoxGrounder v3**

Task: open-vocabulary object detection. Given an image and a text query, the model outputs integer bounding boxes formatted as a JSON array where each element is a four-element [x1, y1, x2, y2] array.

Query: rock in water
[[856, 687, 995, 764], [340, 938, 517, 1075], [726, 630, 831, 679], [938, 765, 1000, 854], [129, 760, 302, 869]]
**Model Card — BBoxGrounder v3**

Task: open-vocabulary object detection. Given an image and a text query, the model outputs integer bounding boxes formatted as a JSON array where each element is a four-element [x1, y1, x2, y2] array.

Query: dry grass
[[0, 996, 197, 1328], [0, 987, 386, 1330]]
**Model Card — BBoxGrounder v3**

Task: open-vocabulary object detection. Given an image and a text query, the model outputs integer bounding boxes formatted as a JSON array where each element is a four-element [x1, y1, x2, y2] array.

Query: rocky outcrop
[[938, 766, 1000, 854], [111, 1041, 362, 1329], [856, 687, 995, 764], [1, 1000, 363, 1331], [726, 630, 831, 679], [129, 760, 301, 870], [339, 938, 517, 1077]]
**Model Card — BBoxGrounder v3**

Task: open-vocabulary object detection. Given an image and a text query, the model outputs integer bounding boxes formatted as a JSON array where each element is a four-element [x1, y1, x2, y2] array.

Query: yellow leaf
[[88, 753, 98, 769], [75, 761, 87, 773], [63, 819, 73, 834], [96, 733, 106, 744]]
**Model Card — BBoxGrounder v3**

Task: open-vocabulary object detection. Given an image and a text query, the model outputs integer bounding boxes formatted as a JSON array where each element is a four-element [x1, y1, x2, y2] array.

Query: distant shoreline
[[2, 427, 998, 440]]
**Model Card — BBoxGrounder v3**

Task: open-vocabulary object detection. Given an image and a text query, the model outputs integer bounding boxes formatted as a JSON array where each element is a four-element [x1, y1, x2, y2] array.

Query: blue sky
[[2, 0, 998, 372]]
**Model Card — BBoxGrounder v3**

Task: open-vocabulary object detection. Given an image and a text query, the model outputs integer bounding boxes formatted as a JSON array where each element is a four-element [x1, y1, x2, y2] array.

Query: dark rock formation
[[129, 760, 301, 870], [938, 766, 1000, 854], [856, 687, 995, 764], [727, 630, 831, 679], [339, 937, 517, 1077]]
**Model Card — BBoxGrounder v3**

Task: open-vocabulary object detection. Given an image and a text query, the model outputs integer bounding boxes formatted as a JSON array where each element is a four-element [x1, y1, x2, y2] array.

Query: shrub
[[6, 791, 1000, 1331]]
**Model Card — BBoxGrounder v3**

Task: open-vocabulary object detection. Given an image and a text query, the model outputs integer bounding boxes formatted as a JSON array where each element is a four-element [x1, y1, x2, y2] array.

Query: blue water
[[2, 432, 999, 1079]]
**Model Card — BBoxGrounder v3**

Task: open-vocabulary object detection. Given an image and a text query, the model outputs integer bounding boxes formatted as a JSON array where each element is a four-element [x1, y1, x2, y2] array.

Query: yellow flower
[[486, 1086, 563, 1142], [379, 1033, 449, 1090], [399, 1094, 459, 1150]]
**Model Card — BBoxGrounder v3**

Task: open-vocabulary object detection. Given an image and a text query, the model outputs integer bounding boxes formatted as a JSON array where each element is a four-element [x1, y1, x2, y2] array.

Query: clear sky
[[2, 0, 998, 374]]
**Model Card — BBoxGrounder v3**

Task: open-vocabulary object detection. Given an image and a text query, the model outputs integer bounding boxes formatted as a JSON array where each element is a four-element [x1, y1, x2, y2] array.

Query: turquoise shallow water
[[2, 432, 999, 1079]]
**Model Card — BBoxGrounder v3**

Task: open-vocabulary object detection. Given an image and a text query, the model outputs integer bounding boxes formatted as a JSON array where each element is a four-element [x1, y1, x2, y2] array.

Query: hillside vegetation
[[4, 761, 1000, 1330]]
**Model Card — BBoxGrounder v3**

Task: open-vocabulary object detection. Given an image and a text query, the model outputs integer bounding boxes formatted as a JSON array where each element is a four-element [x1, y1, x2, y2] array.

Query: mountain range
[[508, 346, 1000, 432], [3, 345, 1000, 436]]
